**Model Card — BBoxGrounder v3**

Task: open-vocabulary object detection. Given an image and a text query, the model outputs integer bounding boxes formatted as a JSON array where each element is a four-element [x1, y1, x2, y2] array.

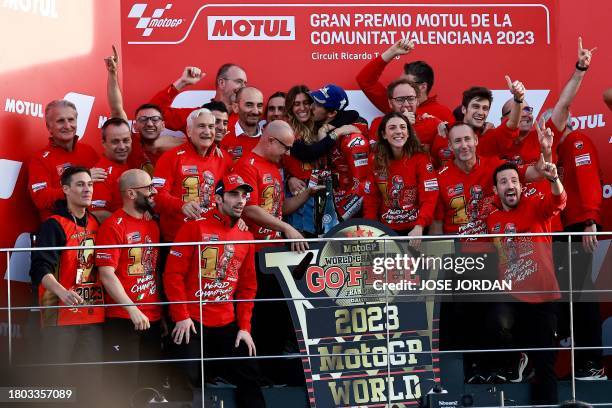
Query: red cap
[[215, 173, 253, 195]]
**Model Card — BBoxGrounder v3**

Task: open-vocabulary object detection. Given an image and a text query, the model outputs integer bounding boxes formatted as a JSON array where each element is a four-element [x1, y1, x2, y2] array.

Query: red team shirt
[[487, 190, 567, 303], [153, 142, 231, 241], [557, 131, 603, 227], [356, 55, 454, 123], [363, 152, 439, 231], [435, 155, 526, 237], [95, 209, 162, 321], [164, 209, 257, 332], [90, 156, 128, 213], [28, 138, 99, 219], [39, 214, 104, 326], [233, 152, 284, 248], [219, 121, 262, 162]]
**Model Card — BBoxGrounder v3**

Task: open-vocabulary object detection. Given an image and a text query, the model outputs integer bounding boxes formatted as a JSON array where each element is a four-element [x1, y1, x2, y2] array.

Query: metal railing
[[3, 230, 612, 407]]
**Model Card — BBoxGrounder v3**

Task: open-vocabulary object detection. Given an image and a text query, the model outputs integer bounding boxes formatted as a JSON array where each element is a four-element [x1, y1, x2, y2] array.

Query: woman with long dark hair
[[363, 112, 439, 240]]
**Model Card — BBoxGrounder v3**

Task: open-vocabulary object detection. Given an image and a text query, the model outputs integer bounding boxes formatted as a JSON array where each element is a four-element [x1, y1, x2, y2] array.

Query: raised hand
[[505, 75, 525, 101], [174, 66, 205, 90], [535, 120, 554, 153], [104, 45, 119, 74], [382, 38, 415, 62], [577, 37, 597, 69]]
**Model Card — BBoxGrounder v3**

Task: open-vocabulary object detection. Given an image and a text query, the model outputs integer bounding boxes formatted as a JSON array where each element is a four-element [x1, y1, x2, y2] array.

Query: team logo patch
[[575, 153, 591, 167], [56, 163, 72, 176], [182, 165, 198, 175], [447, 183, 464, 197], [504, 223, 517, 234], [201, 233, 219, 242], [169, 250, 182, 257], [492, 223, 501, 233], [31, 182, 47, 192], [228, 175, 244, 184], [348, 136, 365, 147], [426, 163, 434, 173], [574, 141, 583, 150], [152, 177, 166, 187], [262, 173, 273, 184], [96, 252, 112, 260], [424, 178, 439, 192], [91, 200, 107, 208], [364, 181, 371, 193], [126, 232, 141, 243]]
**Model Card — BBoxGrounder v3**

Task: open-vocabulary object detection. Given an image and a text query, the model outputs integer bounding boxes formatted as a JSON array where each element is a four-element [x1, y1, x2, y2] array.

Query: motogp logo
[[128, 3, 183, 37]]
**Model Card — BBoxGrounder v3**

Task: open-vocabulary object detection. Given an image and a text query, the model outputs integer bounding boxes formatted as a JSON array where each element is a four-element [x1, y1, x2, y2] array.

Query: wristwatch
[[547, 176, 559, 183], [328, 130, 338, 140]]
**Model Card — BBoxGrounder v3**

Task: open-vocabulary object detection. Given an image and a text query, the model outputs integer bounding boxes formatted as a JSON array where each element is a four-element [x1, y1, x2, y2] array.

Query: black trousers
[[176, 321, 265, 408], [555, 224, 603, 363], [484, 302, 558, 404], [39, 324, 103, 407], [103, 318, 163, 408]]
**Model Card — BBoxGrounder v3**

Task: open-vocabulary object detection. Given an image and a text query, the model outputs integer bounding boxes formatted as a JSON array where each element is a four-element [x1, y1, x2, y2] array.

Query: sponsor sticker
[[424, 178, 439, 192], [575, 153, 591, 167], [31, 182, 47, 192]]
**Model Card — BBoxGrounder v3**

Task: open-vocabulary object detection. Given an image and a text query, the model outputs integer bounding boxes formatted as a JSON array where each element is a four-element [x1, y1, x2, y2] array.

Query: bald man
[[220, 86, 265, 161], [96, 169, 163, 406], [233, 121, 322, 382]]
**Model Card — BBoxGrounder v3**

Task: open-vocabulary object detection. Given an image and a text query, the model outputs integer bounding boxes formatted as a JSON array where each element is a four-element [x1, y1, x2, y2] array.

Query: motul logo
[[207, 16, 295, 41]]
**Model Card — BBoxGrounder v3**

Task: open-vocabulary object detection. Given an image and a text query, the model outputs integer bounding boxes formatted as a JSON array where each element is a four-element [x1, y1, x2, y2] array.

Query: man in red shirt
[[95, 168, 162, 406], [202, 100, 230, 143], [153, 108, 231, 242], [220, 86, 265, 161], [150, 64, 246, 133], [164, 173, 265, 408], [484, 161, 566, 404], [29, 166, 104, 400], [28, 99, 104, 220], [356, 38, 454, 123], [90, 118, 132, 223]]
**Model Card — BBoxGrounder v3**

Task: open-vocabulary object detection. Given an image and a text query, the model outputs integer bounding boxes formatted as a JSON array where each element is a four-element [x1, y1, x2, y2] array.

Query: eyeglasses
[[136, 116, 162, 124], [392, 96, 417, 104], [501, 106, 534, 117], [222, 77, 247, 87], [122, 184, 155, 193], [272, 137, 292, 152]]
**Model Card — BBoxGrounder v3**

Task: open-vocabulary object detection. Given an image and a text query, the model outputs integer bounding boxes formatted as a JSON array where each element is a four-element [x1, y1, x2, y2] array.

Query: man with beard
[[153, 108, 231, 242], [91, 118, 133, 223], [28, 100, 104, 220], [29, 166, 104, 404], [202, 100, 230, 143], [485, 161, 566, 405], [96, 169, 163, 407], [164, 173, 265, 408], [220, 86, 265, 161], [150, 64, 246, 133], [356, 38, 454, 123]]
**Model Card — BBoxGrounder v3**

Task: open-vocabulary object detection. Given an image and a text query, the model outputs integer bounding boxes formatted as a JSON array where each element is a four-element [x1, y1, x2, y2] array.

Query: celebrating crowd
[[25, 37, 605, 407]]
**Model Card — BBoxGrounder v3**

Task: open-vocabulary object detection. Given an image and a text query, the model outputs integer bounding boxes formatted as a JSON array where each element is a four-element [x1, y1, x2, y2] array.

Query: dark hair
[[492, 162, 519, 186], [462, 86, 493, 108], [101, 117, 131, 141], [216, 63, 245, 83], [403, 61, 434, 94], [285, 85, 315, 144], [375, 112, 423, 170], [201, 100, 228, 113], [60, 166, 91, 187], [387, 78, 419, 101], [134, 103, 162, 118]]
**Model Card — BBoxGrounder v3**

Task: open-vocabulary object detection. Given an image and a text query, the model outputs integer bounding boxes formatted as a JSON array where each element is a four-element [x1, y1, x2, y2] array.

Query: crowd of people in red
[[26, 37, 607, 406]]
